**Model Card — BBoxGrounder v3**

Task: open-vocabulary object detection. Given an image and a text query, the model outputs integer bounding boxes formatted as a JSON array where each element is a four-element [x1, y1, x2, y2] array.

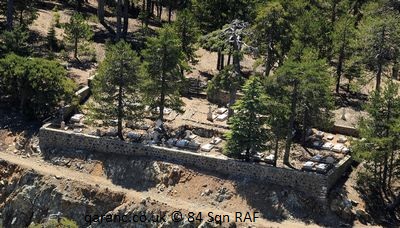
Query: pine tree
[[192, 0, 255, 34], [353, 81, 400, 191], [141, 26, 185, 123], [264, 76, 290, 166], [225, 76, 269, 161], [173, 9, 200, 66], [47, 23, 58, 51], [332, 15, 356, 93], [0, 54, 76, 118], [252, 1, 291, 77], [356, 3, 400, 91], [0, 25, 31, 56], [1, 0, 38, 29], [271, 49, 334, 167], [90, 41, 144, 140], [290, 5, 331, 60], [64, 13, 93, 60]]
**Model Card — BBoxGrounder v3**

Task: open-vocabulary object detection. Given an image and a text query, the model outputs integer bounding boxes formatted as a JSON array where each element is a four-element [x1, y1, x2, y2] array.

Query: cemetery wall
[[326, 155, 353, 189], [63, 86, 91, 121], [39, 124, 352, 201]]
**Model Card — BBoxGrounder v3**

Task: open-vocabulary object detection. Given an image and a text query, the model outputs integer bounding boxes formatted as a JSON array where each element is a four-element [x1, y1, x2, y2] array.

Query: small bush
[[79, 42, 97, 62], [47, 24, 58, 51], [53, 11, 61, 28], [87, 14, 99, 23]]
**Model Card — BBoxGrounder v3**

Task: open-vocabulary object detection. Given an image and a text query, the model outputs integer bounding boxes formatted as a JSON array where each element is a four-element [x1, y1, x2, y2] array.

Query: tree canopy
[[141, 26, 185, 122], [0, 54, 76, 119]]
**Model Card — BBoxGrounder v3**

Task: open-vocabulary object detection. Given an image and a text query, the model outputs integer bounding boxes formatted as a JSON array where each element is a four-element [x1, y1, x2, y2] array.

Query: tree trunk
[[159, 45, 167, 122], [388, 144, 395, 189], [6, 0, 14, 30], [122, 0, 129, 38], [97, 0, 105, 23], [227, 53, 231, 65], [98, 0, 116, 35], [388, 193, 400, 211], [168, 6, 172, 23], [228, 80, 237, 117], [376, 27, 386, 92], [331, 0, 338, 29], [220, 54, 224, 70], [301, 108, 308, 145], [392, 50, 399, 80], [376, 62, 383, 92], [146, 0, 152, 25], [19, 9, 23, 26], [284, 82, 298, 166], [116, 0, 123, 41], [19, 85, 27, 115], [336, 44, 345, 93], [117, 84, 124, 141], [265, 36, 273, 77], [74, 36, 78, 59], [159, 77, 165, 121], [273, 138, 279, 167], [328, 0, 338, 61], [382, 95, 392, 190], [245, 148, 250, 162], [159, 3, 162, 21], [155, 1, 160, 20], [233, 44, 241, 74], [228, 33, 242, 117], [217, 51, 221, 70]]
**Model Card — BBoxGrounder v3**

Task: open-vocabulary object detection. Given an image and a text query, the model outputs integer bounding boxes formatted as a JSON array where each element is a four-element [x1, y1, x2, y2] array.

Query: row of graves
[[68, 113, 226, 155], [302, 130, 351, 174]]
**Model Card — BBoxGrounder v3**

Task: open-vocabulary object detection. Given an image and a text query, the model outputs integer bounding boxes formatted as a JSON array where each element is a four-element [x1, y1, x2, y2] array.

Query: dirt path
[[0, 151, 320, 228]]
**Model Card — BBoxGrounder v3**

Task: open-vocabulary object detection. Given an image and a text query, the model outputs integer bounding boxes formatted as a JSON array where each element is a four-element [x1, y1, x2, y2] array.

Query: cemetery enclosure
[[39, 123, 353, 202]]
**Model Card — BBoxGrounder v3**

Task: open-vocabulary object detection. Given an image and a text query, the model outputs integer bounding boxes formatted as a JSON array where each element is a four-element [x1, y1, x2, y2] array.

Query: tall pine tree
[[90, 41, 144, 140], [271, 49, 333, 167], [141, 26, 185, 123], [225, 76, 269, 161]]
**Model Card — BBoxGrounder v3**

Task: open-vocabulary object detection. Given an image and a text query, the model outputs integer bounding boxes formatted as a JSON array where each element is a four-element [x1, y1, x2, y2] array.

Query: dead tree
[[222, 20, 251, 116]]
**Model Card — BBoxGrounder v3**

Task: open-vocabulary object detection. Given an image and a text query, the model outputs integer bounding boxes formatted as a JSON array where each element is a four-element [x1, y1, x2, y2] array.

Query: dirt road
[[0, 150, 321, 228]]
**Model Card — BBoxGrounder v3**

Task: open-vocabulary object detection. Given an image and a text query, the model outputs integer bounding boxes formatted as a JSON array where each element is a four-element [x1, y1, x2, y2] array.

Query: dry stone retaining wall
[[39, 124, 352, 201]]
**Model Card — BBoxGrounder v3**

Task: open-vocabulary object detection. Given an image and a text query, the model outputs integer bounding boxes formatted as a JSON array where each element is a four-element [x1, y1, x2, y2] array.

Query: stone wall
[[326, 155, 353, 190], [39, 124, 352, 201], [63, 86, 91, 121]]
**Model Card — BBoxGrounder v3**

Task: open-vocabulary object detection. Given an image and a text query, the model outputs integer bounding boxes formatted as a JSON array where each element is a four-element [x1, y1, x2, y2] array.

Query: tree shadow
[[234, 178, 346, 226], [68, 58, 96, 71], [199, 71, 214, 81], [40, 149, 162, 191], [355, 180, 400, 226], [334, 90, 368, 111], [0, 108, 41, 141]]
